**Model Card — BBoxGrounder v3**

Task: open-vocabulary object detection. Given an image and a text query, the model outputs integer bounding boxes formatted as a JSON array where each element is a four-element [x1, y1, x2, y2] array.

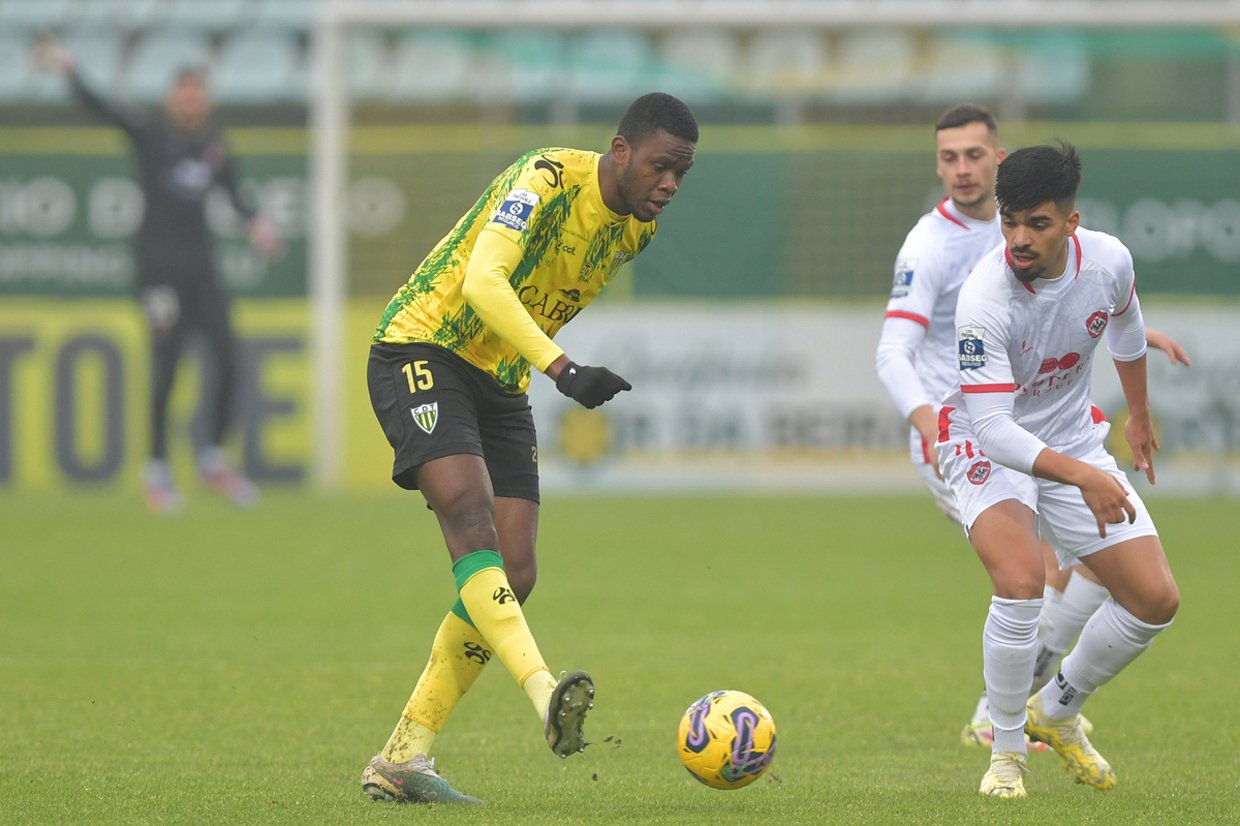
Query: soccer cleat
[[960, 721, 1048, 752], [144, 481, 183, 515], [361, 754, 482, 805], [1024, 695, 1116, 790], [545, 670, 594, 758], [201, 467, 259, 508], [978, 752, 1027, 799]]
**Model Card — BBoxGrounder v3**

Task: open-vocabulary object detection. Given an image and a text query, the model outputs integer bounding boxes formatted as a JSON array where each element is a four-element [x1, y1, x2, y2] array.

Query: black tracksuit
[[70, 71, 256, 461]]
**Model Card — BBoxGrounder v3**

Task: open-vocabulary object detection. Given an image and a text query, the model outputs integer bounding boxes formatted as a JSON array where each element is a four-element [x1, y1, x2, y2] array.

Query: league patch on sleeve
[[491, 188, 540, 232], [957, 324, 987, 370], [890, 258, 916, 298]]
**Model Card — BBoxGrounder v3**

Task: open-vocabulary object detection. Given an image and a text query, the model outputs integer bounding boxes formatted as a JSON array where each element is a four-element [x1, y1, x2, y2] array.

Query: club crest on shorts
[[411, 402, 439, 435], [967, 459, 992, 485]]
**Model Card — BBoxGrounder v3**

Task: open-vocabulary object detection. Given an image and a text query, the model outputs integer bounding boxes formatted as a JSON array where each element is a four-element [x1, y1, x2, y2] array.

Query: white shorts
[[915, 461, 962, 524], [938, 435, 1159, 567]]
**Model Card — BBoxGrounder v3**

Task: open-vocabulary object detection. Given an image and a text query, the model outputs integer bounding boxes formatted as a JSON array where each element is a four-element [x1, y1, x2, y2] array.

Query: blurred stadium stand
[[0, 0, 1234, 121]]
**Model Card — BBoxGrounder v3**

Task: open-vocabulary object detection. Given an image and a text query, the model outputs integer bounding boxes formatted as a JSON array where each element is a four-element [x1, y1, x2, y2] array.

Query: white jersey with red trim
[[876, 197, 1002, 463], [940, 227, 1147, 474]]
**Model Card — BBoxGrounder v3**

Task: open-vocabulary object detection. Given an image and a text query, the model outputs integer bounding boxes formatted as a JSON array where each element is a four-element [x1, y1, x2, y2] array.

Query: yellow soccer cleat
[[1024, 696, 1116, 790], [978, 752, 1027, 799]]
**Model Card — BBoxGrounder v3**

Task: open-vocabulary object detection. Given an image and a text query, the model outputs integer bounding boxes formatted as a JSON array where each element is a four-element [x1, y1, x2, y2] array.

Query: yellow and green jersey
[[374, 147, 657, 394]]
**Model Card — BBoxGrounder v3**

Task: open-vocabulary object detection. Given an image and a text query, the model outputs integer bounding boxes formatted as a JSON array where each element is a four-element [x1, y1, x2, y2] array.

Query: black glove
[[555, 362, 632, 409]]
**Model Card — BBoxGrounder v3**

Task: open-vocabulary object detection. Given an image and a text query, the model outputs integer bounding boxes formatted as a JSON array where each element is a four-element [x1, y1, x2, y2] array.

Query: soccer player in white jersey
[[937, 143, 1179, 798], [876, 104, 1187, 751]]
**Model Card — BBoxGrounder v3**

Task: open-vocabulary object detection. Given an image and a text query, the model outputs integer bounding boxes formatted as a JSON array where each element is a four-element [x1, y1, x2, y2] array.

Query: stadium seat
[[563, 29, 655, 103], [743, 30, 828, 97], [0, 33, 31, 102], [250, 0, 318, 32], [0, 0, 73, 32], [1018, 36, 1090, 103], [653, 30, 736, 102], [918, 34, 1006, 102], [388, 30, 481, 102], [479, 30, 564, 104], [122, 30, 214, 103], [162, 0, 252, 32], [70, 0, 167, 31], [211, 30, 304, 104], [830, 29, 916, 104], [345, 29, 392, 102]]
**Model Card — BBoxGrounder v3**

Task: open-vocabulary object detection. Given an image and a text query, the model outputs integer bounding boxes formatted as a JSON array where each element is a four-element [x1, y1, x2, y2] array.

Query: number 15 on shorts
[[402, 360, 434, 393]]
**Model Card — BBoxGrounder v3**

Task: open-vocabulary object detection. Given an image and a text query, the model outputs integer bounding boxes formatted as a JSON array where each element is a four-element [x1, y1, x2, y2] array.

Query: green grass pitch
[[2, 490, 1236, 824]]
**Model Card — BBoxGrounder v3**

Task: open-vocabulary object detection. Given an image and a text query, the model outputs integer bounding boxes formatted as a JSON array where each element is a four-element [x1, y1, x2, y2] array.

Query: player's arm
[[1108, 283, 1157, 483], [462, 230, 630, 408], [38, 41, 145, 136], [216, 148, 284, 260], [875, 317, 937, 452], [1145, 328, 1190, 366], [461, 229, 565, 371]]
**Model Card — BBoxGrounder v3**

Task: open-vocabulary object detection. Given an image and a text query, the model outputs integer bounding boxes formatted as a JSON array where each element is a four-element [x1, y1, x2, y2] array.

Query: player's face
[[935, 122, 1004, 218], [612, 129, 696, 222], [166, 75, 211, 133], [1000, 200, 1080, 283]]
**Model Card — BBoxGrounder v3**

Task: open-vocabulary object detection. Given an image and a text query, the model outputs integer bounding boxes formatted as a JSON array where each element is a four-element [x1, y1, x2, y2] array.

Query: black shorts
[[367, 342, 539, 502]]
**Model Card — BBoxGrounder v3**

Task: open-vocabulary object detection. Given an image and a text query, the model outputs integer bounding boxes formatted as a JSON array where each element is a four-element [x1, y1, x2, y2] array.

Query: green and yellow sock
[[453, 549, 556, 718]]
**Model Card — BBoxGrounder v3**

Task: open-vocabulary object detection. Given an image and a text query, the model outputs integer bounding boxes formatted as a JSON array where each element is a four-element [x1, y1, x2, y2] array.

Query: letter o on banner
[[55, 335, 125, 482]]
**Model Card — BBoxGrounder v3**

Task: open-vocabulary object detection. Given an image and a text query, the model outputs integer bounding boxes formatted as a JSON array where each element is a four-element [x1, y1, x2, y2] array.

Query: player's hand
[[1144, 328, 1190, 367], [555, 362, 631, 409], [34, 37, 75, 74], [140, 286, 180, 334], [248, 215, 285, 260], [1125, 409, 1158, 485], [1078, 467, 1136, 539]]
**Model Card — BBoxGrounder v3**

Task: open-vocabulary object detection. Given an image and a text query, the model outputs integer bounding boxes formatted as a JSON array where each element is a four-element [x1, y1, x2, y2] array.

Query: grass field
[[2, 489, 1237, 825]]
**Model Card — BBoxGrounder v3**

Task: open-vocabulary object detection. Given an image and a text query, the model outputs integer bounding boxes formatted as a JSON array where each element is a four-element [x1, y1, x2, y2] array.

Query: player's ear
[[610, 134, 631, 164], [1066, 209, 1080, 235], [995, 147, 1007, 164]]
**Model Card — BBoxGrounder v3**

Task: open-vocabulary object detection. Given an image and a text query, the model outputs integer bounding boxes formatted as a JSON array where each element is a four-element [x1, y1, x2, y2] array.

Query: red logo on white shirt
[[1086, 311, 1109, 338]]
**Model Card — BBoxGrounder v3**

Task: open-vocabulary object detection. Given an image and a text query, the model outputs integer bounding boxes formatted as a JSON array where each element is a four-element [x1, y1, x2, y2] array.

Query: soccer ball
[[677, 690, 777, 790]]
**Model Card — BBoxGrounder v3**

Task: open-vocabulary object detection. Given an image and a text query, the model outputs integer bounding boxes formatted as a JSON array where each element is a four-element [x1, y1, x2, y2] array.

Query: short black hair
[[618, 92, 698, 146], [935, 103, 997, 136], [995, 142, 1082, 214]]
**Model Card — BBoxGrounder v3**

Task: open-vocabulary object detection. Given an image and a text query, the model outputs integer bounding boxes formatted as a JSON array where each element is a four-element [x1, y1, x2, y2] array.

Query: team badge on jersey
[[957, 325, 987, 370], [967, 459, 992, 485], [1085, 310, 1109, 338], [891, 259, 916, 298], [492, 188, 539, 232], [411, 402, 439, 435]]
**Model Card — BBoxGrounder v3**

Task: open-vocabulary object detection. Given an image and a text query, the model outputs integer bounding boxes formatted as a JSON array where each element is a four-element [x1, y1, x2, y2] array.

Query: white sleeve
[[963, 392, 1049, 475], [1107, 262, 1147, 362], [955, 277, 1048, 474], [876, 316, 931, 419], [875, 234, 941, 418]]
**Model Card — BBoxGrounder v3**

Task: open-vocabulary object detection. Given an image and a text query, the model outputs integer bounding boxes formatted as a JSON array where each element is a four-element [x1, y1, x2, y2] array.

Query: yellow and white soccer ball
[[677, 690, 777, 790]]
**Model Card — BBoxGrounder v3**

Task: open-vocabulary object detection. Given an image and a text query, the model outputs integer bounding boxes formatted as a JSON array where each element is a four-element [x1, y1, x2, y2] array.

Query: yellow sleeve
[[461, 228, 566, 373]]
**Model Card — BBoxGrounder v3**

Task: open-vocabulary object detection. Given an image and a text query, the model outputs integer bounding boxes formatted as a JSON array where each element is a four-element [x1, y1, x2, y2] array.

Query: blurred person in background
[[40, 41, 284, 514], [874, 103, 1188, 753], [361, 92, 698, 804]]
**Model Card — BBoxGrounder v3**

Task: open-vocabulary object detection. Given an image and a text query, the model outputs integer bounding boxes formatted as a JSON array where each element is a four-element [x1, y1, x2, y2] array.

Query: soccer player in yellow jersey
[[361, 93, 698, 804]]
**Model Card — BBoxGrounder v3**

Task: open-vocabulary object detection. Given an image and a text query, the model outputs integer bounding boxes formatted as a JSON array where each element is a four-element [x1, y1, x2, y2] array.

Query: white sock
[[144, 459, 173, 487], [1044, 571, 1109, 654], [983, 596, 1042, 754], [1033, 572, 1110, 688], [1039, 598, 1172, 719], [971, 690, 989, 727], [197, 445, 226, 475]]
